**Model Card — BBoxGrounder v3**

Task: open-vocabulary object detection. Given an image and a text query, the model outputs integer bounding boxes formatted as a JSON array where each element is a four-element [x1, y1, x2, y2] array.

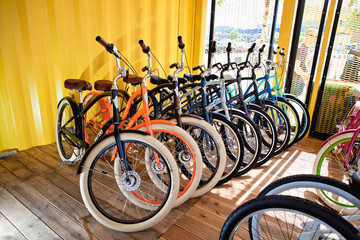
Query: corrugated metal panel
[[0, 0, 208, 151]]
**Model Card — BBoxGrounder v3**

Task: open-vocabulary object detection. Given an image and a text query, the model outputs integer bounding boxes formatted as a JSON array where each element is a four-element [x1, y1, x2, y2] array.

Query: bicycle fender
[[132, 120, 176, 130], [166, 113, 205, 123], [76, 130, 149, 175]]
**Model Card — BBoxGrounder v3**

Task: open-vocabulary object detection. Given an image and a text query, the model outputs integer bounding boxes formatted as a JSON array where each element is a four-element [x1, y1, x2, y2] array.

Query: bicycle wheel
[[258, 174, 360, 216], [219, 195, 360, 240], [262, 100, 291, 155], [175, 116, 227, 196], [56, 97, 81, 162], [313, 130, 360, 182], [244, 104, 277, 166], [136, 123, 203, 206], [282, 94, 310, 142], [210, 113, 244, 185], [219, 109, 262, 176], [186, 105, 244, 186], [276, 98, 300, 148], [79, 132, 180, 232]]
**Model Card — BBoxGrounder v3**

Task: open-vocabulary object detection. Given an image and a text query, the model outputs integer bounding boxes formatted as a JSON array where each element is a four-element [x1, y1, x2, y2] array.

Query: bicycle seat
[[184, 73, 202, 82], [350, 171, 360, 199], [64, 79, 92, 91], [150, 76, 170, 85], [167, 75, 187, 85], [94, 80, 113, 91], [123, 74, 142, 86], [204, 74, 218, 81]]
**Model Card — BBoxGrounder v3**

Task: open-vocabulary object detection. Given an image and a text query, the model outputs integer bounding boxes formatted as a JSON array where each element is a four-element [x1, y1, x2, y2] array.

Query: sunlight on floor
[[210, 149, 318, 206]]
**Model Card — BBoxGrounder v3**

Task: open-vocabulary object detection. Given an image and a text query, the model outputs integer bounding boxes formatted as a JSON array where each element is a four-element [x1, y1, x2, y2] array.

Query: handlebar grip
[[273, 46, 280, 54], [226, 42, 232, 53], [139, 40, 150, 53], [170, 63, 178, 69], [280, 48, 285, 56], [213, 62, 223, 70], [193, 66, 202, 71], [178, 36, 185, 49], [96, 36, 109, 48], [142, 66, 148, 72], [210, 41, 217, 53], [248, 43, 256, 53], [259, 44, 266, 53]]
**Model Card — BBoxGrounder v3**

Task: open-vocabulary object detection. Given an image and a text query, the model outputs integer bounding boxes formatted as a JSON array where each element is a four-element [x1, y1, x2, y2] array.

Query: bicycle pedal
[[60, 157, 82, 166], [60, 161, 73, 166]]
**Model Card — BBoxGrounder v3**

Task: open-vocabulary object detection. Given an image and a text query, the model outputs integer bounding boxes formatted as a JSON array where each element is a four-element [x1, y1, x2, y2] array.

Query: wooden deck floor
[[0, 137, 323, 240]]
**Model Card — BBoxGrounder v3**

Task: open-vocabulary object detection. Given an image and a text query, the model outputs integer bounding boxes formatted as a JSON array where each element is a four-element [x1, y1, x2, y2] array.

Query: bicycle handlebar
[[96, 36, 109, 48], [259, 44, 266, 53], [96, 35, 121, 58], [226, 42, 232, 53], [170, 63, 179, 69], [193, 65, 205, 73], [213, 62, 223, 70], [178, 36, 185, 49], [273, 46, 280, 55], [279, 48, 285, 56], [138, 40, 150, 53], [248, 43, 256, 54]]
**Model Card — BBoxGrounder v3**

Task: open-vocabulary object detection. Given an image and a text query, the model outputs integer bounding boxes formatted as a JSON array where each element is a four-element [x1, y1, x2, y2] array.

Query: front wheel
[[79, 132, 180, 232]]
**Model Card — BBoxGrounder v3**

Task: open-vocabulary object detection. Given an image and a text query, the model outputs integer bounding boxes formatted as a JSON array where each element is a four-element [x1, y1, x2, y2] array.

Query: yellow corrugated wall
[[0, 0, 208, 152]]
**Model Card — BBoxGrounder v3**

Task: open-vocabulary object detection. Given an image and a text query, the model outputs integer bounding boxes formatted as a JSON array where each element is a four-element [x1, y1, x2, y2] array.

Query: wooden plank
[[9, 150, 54, 176], [0, 164, 99, 239], [0, 185, 62, 239], [174, 210, 220, 240], [161, 225, 201, 240], [0, 212, 27, 240], [23, 175, 135, 240], [0, 152, 37, 182]]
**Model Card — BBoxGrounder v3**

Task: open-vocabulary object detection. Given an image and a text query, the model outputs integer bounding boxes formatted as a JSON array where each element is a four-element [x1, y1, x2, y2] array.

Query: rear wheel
[[56, 98, 81, 162]]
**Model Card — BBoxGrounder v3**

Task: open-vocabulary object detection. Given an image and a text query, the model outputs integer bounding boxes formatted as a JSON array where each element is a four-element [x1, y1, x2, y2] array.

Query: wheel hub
[[120, 171, 141, 191]]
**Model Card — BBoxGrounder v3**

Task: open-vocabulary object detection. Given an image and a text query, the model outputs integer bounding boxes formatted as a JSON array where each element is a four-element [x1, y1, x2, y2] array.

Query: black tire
[[56, 97, 81, 162], [261, 100, 291, 155], [218, 109, 262, 176], [276, 98, 300, 148], [239, 104, 277, 166], [187, 107, 245, 186], [258, 174, 360, 216], [210, 113, 244, 186], [282, 94, 310, 142], [219, 195, 360, 240]]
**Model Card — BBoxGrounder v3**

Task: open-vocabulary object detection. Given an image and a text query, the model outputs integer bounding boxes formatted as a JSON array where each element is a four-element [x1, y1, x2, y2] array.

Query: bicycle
[[225, 43, 291, 155], [244, 46, 301, 148], [72, 36, 180, 232], [145, 37, 245, 184], [56, 37, 205, 207], [264, 47, 310, 143]]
